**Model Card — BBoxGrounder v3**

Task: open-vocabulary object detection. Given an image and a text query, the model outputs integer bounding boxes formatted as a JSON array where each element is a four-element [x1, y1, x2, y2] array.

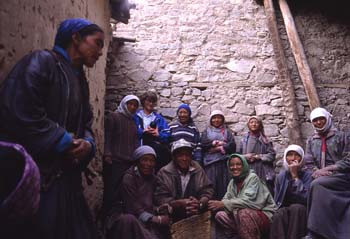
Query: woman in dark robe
[[106, 146, 170, 239], [201, 110, 236, 199], [270, 145, 312, 239], [238, 116, 276, 195], [208, 154, 276, 239], [103, 95, 140, 217], [0, 18, 105, 239], [305, 107, 350, 239]]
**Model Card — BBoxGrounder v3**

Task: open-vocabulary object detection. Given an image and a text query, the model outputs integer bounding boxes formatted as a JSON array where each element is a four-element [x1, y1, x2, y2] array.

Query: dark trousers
[[270, 204, 307, 239]]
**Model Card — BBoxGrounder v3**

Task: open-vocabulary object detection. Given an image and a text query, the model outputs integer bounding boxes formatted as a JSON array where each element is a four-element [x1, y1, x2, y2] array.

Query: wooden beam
[[278, 0, 321, 110], [263, 0, 302, 145]]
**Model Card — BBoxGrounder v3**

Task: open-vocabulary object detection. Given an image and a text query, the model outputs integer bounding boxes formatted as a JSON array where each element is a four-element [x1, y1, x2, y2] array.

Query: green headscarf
[[227, 153, 250, 180]]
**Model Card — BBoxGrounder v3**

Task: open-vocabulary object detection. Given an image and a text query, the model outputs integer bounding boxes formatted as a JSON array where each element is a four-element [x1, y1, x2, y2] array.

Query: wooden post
[[278, 0, 321, 110], [263, 0, 302, 145]]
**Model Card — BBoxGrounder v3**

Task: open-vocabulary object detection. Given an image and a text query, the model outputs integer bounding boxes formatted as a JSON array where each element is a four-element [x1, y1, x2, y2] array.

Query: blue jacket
[[133, 110, 170, 144], [274, 169, 312, 208]]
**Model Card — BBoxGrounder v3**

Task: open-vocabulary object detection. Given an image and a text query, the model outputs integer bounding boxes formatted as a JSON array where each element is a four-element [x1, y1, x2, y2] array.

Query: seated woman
[[201, 110, 236, 199], [208, 154, 276, 239], [270, 145, 312, 239], [134, 92, 171, 172], [305, 107, 350, 239], [154, 138, 214, 222], [169, 104, 201, 162], [106, 146, 170, 239], [238, 116, 276, 194]]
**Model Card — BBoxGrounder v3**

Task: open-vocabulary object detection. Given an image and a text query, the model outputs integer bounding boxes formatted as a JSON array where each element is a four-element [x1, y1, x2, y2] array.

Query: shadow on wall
[[290, 0, 350, 23]]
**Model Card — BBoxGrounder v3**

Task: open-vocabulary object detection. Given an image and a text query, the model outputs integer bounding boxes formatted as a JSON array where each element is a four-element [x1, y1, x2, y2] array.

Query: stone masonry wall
[[0, 0, 111, 214], [107, 0, 350, 162]]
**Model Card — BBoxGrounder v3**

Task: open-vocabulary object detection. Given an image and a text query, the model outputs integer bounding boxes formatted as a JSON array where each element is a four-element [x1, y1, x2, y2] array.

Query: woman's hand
[[208, 200, 224, 212], [66, 139, 91, 163], [289, 160, 299, 179], [312, 165, 337, 179], [145, 127, 159, 137], [312, 168, 332, 178]]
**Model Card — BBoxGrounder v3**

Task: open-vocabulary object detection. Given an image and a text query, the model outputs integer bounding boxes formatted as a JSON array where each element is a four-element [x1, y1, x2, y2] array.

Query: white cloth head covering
[[283, 144, 305, 170], [132, 145, 156, 161], [171, 138, 193, 154], [309, 107, 333, 134], [209, 110, 225, 126], [116, 95, 140, 119]]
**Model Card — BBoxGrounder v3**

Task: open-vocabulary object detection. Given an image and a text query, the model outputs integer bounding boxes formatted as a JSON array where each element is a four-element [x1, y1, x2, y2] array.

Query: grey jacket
[[305, 129, 350, 173]]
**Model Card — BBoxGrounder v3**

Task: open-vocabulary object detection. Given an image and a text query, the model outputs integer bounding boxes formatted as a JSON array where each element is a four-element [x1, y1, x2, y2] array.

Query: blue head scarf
[[54, 18, 93, 48], [177, 104, 191, 116]]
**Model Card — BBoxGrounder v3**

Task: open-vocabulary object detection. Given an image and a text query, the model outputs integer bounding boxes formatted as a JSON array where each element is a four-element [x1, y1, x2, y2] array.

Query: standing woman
[[270, 145, 312, 239], [103, 95, 140, 218], [201, 110, 236, 199], [134, 92, 171, 172], [0, 18, 104, 239], [208, 154, 276, 239], [238, 116, 276, 194], [169, 104, 202, 162]]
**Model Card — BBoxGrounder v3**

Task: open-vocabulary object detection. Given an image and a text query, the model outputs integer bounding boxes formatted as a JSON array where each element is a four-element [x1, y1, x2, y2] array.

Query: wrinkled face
[[211, 115, 224, 128], [173, 148, 192, 172], [143, 98, 157, 113], [138, 154, 156, 176], [178, 108, 190, 124], [229, 157, 243, 177], [248, 118, 260, 133], [76, 31, 104, 67], [312, 116, 326, 129], [126, 99, 139, 114], [286, 151, 302, 165]]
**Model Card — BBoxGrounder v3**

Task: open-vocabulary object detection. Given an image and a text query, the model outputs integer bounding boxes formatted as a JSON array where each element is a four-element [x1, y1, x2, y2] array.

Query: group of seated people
[[102, 92, 350, 239]]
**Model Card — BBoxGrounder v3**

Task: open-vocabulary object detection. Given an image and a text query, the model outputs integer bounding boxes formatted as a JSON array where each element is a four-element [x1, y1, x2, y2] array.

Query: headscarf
[[177, 103, 193, 124], [132, 145, 156, 161], [210, 110, 225, 126], [54, 18, 94, 48], [227, 153, 250, 180], [309, 107, 333, 134], [177, 104, 192, 117], [0, 141, 40, 222], [282, 144, 305, 170], [116, 95, 140, 119], [247, 116, 265, 135]]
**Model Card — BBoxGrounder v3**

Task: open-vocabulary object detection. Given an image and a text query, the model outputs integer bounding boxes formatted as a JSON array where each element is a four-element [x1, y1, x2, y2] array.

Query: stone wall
[[0, 0, 111, 214], [107, 0, 350, 161]]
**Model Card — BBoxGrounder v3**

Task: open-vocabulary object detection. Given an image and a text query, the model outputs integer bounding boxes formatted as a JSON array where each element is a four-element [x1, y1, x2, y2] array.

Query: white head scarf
[[283, 144, 305, 170], [116, 95, 140, 119], [309, 107, 333, 134], [209, 110, 225, 126]]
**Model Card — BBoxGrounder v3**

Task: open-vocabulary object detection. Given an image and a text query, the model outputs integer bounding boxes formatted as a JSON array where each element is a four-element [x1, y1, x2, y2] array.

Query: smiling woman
[[208, 153, 276, 239]]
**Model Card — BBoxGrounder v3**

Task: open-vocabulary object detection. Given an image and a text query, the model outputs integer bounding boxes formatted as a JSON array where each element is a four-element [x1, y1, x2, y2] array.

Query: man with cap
[[154, 138, 214, 222], [305, 107, 350, 239]]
